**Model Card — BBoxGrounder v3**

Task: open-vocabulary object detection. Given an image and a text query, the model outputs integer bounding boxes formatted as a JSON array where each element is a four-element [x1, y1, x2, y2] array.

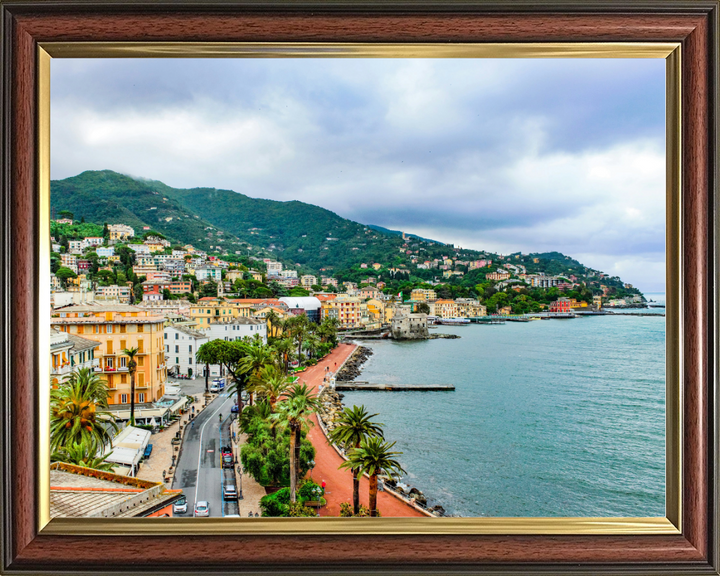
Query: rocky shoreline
[[335, 345, 373, 381], [318, 345, 446, 517]]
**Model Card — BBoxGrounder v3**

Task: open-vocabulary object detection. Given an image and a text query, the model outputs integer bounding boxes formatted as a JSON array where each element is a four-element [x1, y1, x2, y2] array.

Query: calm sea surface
[[343, 294, 666, 517]]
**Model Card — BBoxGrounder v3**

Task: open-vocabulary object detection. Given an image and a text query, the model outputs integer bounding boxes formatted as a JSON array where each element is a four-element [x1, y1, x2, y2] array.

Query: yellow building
[[365, 298, 386, 326], [320, 294, 362, 328], [411, 288, 437, 301], [189, 298, 253, 326], [434, 299, 458, 319], [51, 304, 166, 406]]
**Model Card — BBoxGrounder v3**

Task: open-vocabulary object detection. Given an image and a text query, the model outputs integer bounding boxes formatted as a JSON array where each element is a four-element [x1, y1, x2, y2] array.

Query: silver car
[[194, 501, 210, 517], [173, 496, 187, 515]]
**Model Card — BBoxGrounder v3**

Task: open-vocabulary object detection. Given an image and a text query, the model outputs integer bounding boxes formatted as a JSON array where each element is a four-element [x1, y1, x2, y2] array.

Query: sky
[[51, 58, 666, 293]]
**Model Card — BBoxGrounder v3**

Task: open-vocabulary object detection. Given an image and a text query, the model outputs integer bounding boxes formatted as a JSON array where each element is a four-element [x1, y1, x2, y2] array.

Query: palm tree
[[274, 383, 320, 502], [248, 365, 292, 410], [238, 340, 277, 405], [340, 436, 406, 517], [51, 437, 116, 472], [265, 309, 283, 339], [122, 347, 139, 426], [271, 337, 295, 374], [291, 316, 311, 363], [50, 370, 118, 452], [329, 405, 384, 515], [303, 333, 321, 360]]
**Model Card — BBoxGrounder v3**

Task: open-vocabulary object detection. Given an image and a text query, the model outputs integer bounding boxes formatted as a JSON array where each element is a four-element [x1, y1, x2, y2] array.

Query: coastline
[[317, 344, 445, 517]]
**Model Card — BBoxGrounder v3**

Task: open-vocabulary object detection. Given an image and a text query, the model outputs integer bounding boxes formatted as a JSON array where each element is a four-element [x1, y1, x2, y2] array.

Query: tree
[[163, 288, 173, 300], [200, 281, 218, 298], [272, 337, 295, 374], [50, 368, 118, 452], [415, 302, 431, 315], [102, 222, 109, 240], [265, 309, 284, 339], [122, 347, 139, 426], [329, 405, 384, 515], [55, 266, 77, 288], [51, 438, 115, 472], [58, 210, 74, 220], [341, 436, 406, 517], [303, 333, 321, 360], [248, 365, 292, 410], [274, 384, 320, 502], [132, 283, 144, 304]]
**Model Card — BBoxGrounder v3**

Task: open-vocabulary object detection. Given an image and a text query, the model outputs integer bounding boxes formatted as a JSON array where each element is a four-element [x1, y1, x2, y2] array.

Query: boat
[[436, 317, 471, 325]]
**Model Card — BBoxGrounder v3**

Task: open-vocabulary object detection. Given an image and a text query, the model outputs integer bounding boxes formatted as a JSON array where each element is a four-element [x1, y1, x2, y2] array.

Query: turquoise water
[[344, 307, 665, 517]]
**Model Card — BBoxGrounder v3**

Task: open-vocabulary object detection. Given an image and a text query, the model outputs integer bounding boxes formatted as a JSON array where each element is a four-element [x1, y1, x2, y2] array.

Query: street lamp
[[309, 459, 315, 479]]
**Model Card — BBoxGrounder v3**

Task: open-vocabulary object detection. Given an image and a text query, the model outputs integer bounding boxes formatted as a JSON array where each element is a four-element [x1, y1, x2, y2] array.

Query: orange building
[[51, 304, 167, 406]]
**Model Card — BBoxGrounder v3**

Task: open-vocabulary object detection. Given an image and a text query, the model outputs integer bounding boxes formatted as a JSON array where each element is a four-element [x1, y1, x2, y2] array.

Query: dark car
[[222, 454, 234, 469], [231, 404, 240, 413]]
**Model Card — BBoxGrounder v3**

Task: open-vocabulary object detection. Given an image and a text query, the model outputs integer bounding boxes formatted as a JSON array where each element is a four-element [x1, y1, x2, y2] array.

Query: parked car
[[223, 483, 238, 501], [209, 383, 220, 393], [222, 454, 234, 469], [230, 404, 240, 413], [173, 495, 187, 515], [221, 445, 233, 457], [143, 444, 153, 459], [194, 501, 210, 517]]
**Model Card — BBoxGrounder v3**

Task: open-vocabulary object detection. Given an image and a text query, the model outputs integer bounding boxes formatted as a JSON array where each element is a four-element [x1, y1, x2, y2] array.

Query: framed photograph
[[1, 1, 717, 574]]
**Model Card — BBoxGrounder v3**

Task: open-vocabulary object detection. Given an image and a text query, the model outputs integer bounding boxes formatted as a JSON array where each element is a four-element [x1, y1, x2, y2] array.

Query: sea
[[343, 292, 666, 517]]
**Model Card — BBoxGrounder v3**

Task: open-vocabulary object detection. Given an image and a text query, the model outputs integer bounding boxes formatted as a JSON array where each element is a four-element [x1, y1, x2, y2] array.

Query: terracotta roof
[[66, 333, 102, 352]]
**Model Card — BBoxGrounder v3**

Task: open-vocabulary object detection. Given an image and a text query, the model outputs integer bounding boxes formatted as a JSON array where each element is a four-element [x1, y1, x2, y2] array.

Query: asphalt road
[[171, 392, 237, 518]]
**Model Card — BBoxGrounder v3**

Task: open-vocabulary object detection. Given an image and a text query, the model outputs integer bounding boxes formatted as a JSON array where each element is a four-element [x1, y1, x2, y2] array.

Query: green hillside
[[50, 170, 247, 253], [49, 170, 641, 306]]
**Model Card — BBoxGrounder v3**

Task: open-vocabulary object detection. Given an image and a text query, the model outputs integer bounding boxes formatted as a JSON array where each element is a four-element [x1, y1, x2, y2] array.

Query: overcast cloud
[[51, 58, 666, 292]]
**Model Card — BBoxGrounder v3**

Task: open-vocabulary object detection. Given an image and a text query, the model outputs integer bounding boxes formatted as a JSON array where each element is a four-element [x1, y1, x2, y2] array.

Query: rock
[[431, 505, 445, 516], [409, 487, 422, 496]]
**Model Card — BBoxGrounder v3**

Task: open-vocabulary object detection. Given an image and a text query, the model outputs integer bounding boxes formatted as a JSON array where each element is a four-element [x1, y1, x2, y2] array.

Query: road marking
[[194, 398, 229, 511]]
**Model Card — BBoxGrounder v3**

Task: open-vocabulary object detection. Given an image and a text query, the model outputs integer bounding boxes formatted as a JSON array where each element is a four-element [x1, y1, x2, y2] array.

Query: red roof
[[315, 294, 337, 301]]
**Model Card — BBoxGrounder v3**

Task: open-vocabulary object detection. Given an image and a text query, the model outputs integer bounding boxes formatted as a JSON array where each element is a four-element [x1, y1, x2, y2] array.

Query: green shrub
[[288, 502, 316, 517], [260, 487, 291, 517], [297, 480, 324, 503]]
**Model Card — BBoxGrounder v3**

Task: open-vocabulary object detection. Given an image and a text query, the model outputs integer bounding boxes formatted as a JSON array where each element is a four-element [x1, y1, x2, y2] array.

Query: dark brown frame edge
[[0, 1, 717, 574]]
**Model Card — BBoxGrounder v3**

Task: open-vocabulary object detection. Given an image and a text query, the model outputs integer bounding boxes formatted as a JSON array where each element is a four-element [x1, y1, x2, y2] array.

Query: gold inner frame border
[[37, 41, 682, 536]]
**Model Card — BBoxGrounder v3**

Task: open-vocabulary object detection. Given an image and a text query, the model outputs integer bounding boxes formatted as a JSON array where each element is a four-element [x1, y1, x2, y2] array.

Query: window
[[164, 333, 168, 340], [120, 339, 126, 350], [121, 394, 128, 404], [138, 393, 145, 403], [121, 374, 127, 384], [175, 345, 179, 353], [120, 325, 126, 334], [138, 373, 145, 387], [107, 340, 113, 354], [138, 356, 144, 367], [166, 345, 169, 352], [107, 325, 113, 334], [138, 340, 144, 353], [138, 324, 144, 333], [189, 345, 192, 352], [189, 358, 193, 365], [175, 333, 178, 340], [176, 357, 179, 364], [120, 357, 127, 368]]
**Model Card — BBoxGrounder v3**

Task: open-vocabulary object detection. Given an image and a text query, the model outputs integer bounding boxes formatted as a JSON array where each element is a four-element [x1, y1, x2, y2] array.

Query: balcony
[[51, 364, 73, 376]]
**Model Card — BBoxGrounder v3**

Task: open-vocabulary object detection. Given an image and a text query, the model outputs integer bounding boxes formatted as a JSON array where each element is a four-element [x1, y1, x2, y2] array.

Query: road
[[171, 391, 239, 517]]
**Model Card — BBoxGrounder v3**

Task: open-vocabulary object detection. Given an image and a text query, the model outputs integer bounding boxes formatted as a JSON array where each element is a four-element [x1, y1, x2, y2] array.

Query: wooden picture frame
[[1, 1, 717, 573]]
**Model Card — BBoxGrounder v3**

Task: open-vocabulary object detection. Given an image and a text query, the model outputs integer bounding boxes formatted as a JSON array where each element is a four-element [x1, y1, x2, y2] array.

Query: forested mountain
[[50, 170, 637, 305]]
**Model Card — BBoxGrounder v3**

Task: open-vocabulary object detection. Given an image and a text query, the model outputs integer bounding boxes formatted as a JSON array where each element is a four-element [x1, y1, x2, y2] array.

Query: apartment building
[[51, 304, 167, 408]]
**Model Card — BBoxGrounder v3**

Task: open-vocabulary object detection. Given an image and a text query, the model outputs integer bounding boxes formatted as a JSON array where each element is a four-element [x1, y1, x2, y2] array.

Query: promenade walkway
[[298, 343, 424, 518]]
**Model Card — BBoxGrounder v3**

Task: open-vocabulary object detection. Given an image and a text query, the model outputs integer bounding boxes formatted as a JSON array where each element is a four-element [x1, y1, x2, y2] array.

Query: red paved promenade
[[297, 343, 425, 517]]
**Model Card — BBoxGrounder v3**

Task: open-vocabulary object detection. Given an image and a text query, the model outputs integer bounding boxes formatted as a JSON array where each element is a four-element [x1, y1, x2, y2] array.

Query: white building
[[280, 269, 298, 279], [68, 240, 84, 255], [201, 318, 267, 377], [195, 267, 222, 281], [96, 246, 115, 258], [84, 237, 104, 247], [266, 261, 283, 276], [164, 325, 209, 378]]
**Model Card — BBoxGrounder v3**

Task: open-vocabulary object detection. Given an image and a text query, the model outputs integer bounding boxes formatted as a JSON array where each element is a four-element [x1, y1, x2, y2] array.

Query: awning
[[108, 406, 170, 421]]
